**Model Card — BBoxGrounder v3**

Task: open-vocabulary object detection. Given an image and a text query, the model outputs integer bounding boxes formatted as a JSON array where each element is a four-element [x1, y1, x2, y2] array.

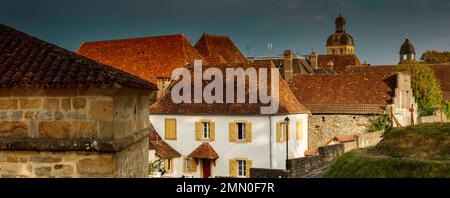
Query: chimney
[[283, 50, 294, 81], [310, 51, 318, 69]]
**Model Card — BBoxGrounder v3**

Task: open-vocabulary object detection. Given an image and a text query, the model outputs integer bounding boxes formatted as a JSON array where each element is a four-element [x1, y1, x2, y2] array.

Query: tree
[[397, 63, 443, 116], [421, 50, 450, 64]]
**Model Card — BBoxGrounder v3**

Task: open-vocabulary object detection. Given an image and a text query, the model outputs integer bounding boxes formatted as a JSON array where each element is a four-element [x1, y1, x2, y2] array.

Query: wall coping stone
[[0, 127, 150, 153]]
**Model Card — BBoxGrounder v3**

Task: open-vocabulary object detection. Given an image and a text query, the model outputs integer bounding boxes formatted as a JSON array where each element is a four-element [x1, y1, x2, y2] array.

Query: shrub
[[370, 114, 391, 132], [397, 63, 443, 116]]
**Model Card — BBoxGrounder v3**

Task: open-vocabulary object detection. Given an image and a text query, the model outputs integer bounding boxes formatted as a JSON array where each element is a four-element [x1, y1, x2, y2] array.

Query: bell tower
[[399, 36, 416, 64]]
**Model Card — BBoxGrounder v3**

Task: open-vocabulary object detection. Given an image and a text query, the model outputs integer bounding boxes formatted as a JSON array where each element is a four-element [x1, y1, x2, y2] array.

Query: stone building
[[288, 72, 418, 150], [0, 24, 156, 178], [149, 63, 310, 178], [346, 38, 450, 102], [326, 14, 356, 56], [249, 14, 362, 81], [399, 38, 416, 64], [77, 34, 207, 99]]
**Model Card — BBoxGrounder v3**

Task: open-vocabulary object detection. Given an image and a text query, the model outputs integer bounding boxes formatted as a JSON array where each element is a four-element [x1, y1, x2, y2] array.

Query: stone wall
[[251, 144, 345, 178], [357, 131, 383, 148], [250, 168, 289, 178], [308, 114, 379, 150], [287, 144, 344, 178], [418, 113, 449, 124], [0, 87, 152, 178]]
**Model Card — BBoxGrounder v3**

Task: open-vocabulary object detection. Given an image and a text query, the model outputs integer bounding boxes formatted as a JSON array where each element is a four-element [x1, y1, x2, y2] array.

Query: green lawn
[[323, 123, 450, 178]]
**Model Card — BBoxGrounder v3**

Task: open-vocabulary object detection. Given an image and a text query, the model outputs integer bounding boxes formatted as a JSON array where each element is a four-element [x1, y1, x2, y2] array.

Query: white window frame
[[236, 122, 246, 141], [185, 158, 191, 171], [280, 122, 286, 141], [237, 160, 247, 177], [202, 122, 210, 140]]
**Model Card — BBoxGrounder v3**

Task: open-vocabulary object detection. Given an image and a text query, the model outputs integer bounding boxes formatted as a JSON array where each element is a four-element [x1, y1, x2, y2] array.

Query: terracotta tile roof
[[195, 33, 248, 64], [305, 104, 387, 114], [0, 24, 156, 90], [149, 130, 181, 159], [149, 63, 310, 115], [77, 34, 207, 84], [317, 55, 361, 73], [346, 64, 450, 101], [187, 142, 219, 160], [288, 73, 397, 114], [429, 64, 450, 101], [345, 65, 396, 74], [335, 135, 356, 142], [304, 149, 319, 156]]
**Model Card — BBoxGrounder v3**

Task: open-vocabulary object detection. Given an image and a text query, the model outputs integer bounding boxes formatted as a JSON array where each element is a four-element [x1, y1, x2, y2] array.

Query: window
[[164, 159, 172, 173], [403, 54, 407, 60], [237, 160, 247, 177], [279, 122, 286, 141], [185, 158, 191, 171], [165, 118, 176, 140], [237, 122, 246, 140], [203, 122, 210, 139]]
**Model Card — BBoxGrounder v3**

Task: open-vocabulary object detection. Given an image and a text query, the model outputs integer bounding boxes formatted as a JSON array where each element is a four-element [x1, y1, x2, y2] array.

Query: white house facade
[[148, 63, 310, 178], [149, 114, 308, 178]]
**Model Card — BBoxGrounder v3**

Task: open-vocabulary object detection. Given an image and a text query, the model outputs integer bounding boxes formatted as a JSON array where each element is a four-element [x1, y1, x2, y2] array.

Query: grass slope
[[324, 123, 450, 178]]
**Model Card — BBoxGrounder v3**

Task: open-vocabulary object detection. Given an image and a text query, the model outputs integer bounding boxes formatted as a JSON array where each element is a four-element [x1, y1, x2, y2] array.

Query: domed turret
[[399, 38, 416, 64], [326, 14, 355, 55]]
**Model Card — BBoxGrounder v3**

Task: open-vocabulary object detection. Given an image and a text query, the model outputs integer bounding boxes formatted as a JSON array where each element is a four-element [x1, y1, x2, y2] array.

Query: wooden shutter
[[165, 119, 176, 140], [190, 159, 197, 172], [164, 159, 169, 172], [229, 122, 236, 142], [195, 122, 202, 141], [246, 160, 252, 178], [246, 122, 252, 143], [229, 159, 237, 177], [276, 122, 281, 143], [210, 122, 216, 141], [296, 120, 303, 141]]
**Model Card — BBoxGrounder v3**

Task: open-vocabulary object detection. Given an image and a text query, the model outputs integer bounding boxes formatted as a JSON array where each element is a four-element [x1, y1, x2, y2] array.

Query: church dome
[[400, 38, 416, 54], [327, 32, 354, 46], [335, 15, 346, 26], [326, 14, 354, 47]]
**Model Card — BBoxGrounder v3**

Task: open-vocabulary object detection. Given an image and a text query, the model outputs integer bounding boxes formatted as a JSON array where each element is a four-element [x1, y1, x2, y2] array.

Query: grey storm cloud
[[0, 0, 449, 64]]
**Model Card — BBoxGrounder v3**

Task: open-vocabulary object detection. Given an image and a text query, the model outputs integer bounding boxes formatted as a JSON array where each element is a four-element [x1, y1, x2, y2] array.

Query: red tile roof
[[345, 65, 397, 74], [317, 55, 361, 73], [149, 130, 181, 159], [149, 63, 310, 115], [288, 73, 397, 114], [187, 142, 219, 160], [429, 64, 450, 101], [346, 64, 450, 101], [304, 149, 319, 156], [195, 33, 247, 64], [77, 34, 207, 84], [327, 135, 357, 145], [0, 24, 155, 90]]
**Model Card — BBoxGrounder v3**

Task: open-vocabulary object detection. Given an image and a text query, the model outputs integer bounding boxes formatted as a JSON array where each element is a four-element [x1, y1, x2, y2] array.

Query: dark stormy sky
[[1, 0, 450, 65]]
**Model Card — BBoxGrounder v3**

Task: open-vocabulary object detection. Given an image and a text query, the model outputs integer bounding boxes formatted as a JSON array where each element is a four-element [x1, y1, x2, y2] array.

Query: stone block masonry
[[251, 144, 345, 178], [0, 88, 152, 178], [308, 114, 379, 150]]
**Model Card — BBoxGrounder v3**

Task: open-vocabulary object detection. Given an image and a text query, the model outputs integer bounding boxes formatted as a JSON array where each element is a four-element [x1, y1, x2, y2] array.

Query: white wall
[[149, 114, 308, 177]]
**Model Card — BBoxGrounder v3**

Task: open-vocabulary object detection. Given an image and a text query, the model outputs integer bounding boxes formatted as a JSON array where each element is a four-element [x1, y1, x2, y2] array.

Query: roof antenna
[[268, 43, 273, 59], [406, 33, 409, 39], [339, 7, 342, 15]]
